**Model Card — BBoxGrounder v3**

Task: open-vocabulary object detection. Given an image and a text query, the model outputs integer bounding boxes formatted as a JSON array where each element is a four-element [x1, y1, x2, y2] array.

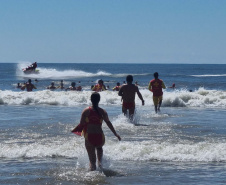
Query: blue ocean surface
[[0, 63, 226, 184]]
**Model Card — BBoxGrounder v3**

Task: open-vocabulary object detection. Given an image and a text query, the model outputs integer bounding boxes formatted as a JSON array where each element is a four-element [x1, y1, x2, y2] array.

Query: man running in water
[[118, 75, 144, 120], [21, 79, 37, 92], [149, 72, 166, 113]]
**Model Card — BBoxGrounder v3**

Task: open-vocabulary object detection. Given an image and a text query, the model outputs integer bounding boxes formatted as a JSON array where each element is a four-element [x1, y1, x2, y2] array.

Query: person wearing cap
[[148, 72, 166, 113], [21, 79, 37, 92]]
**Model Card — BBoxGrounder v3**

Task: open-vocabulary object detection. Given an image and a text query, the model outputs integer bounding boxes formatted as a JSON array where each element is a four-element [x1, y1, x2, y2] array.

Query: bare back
[[118, 84, 138, 103]]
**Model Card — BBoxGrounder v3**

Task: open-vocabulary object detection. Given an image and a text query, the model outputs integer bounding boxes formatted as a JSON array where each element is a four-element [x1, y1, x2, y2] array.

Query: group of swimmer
[[72, 72, 168, 171], [18, 79, 82, 92]]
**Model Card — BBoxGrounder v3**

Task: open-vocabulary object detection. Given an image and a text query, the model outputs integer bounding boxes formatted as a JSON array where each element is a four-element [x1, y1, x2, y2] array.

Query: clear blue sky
[[0, 0, 225, 63]]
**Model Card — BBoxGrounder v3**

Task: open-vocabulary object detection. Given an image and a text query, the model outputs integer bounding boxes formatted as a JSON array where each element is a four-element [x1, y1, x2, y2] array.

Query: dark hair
[[154, 72, 159, 78], [126, 75, 133, 82], [98, 79, 103, 84], [91, 92, 102, 117], [28, 79, 31, 83]]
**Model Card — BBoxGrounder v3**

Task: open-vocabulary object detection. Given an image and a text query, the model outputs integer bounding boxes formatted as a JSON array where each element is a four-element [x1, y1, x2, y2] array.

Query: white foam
[[191, 74, 226, 77], [1, 134, 226, 162], [16, 63, 151, 79], [104, 140, 226, 162], [0, 88, 226, 108]]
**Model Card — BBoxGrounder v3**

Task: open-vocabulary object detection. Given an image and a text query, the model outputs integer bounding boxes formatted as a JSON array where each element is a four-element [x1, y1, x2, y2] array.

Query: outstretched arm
[[162, 81, 166, 89], [148, 82, 152, 91], [102, 110, 121, 141]]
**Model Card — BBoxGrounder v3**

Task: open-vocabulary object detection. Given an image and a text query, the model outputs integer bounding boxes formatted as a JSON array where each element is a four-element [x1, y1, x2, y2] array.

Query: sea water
[[0, 63, 226, 184]]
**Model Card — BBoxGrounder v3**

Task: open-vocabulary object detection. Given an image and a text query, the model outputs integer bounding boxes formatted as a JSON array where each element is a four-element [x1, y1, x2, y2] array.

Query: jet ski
[[22, 62, 39, 74], [22, 68, 39, 74]]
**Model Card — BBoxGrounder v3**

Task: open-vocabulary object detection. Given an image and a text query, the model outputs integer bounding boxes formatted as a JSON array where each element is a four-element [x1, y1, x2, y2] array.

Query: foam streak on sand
[[0, 88, 226, 108]]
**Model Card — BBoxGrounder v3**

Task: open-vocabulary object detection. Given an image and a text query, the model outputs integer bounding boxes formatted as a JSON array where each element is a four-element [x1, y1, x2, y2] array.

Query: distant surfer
[[21, 79, 37, 92], [92, 80, 107, 92], [112, 82, 121, 91], [118, 75, 145, 120], [148, 72, 166, 113], [72, 92, 121, 171]]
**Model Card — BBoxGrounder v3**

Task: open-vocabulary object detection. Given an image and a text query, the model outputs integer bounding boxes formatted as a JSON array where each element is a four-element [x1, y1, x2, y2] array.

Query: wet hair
[[154, 72, 159, 78], [98, 79, 103, 84], [28, 79, 31, 83], [117, 82, 120, 86], [91, 92, 102, 117], [126, 75, 133, 82], [71, 82, 76, 86]]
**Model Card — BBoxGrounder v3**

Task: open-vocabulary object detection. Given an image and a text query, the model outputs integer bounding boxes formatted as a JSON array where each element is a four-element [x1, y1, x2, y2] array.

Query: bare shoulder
[[120, 84, 126, 89], [135, 85, 139, 91], [82, 107, 90, 115], [98, 107, 107, 115]]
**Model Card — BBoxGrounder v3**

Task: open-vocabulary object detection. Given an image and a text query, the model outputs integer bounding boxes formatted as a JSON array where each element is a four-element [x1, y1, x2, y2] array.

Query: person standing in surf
[[21, 79, 37, 92], [73, 92, 121, 171], [92, 79, 107, 92], [148, 72, 166, 113], [118, 75, 145, 120]]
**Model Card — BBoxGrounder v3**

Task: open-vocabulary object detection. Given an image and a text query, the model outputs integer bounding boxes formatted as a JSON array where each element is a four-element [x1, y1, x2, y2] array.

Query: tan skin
[[118, 81, 144, 119], [21, 82, 37, 92], [79, 106, 121, 170]]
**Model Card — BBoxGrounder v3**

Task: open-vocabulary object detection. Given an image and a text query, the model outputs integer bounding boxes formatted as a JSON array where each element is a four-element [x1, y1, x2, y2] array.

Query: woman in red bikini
[[73, 92, 121, 171]]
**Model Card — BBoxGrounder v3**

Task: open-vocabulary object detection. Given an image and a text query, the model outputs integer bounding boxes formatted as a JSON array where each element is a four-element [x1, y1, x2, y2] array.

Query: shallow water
[[1, 63, 226, 184]]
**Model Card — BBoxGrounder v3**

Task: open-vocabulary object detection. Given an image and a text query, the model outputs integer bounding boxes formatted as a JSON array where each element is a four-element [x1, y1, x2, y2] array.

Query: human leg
[[157, 96, 163, 112], [96, 147, 103, 167], [122, 105, 128, 115], [129, 107, 135, 121], [85, 139, 96, 171], [153, 96, 158, 113]]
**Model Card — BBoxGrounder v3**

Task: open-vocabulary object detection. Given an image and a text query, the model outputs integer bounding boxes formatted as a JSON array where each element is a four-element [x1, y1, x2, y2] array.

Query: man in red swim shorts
[[149, 72, 166, 113], [118, 75, 144, 120]]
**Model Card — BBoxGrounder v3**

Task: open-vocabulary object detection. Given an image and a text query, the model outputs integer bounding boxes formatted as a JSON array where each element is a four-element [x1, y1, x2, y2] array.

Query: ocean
[[0, 62, 226, 185]]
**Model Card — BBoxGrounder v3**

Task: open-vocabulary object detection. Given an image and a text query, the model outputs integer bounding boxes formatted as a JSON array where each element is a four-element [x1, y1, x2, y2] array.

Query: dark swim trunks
[[123, 101, 135, 109]]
